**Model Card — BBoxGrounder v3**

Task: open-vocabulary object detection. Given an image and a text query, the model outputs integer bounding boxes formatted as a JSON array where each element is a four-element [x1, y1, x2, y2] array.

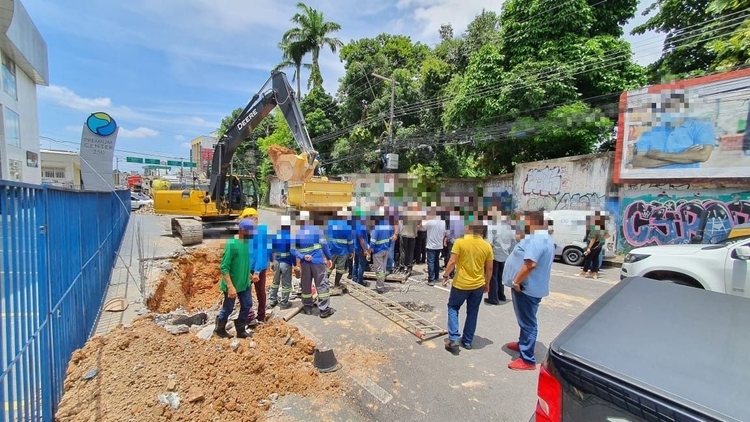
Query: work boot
[[267, 299, 278, 308], [234, 319, 252, 338], [319, 308, 336, 318], [279, 302, 293, 310], [213, 317, 232, 339], [303, 305, 314, 315]]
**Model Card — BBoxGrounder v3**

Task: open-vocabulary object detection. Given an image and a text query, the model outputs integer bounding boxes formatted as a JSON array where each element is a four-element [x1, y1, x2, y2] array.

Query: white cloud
[[38, 84, 218, 130], [119, 127, 160, 138], [175, 135, 185, 141], [180, 142, 192, 150]]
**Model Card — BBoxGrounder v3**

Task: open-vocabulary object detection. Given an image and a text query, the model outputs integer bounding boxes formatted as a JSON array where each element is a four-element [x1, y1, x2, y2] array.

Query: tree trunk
[[295, 63, 302, 99], [312, 48, 322, 89]]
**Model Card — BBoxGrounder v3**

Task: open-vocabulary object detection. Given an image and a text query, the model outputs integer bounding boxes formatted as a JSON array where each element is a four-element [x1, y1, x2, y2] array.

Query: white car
[[130, 195, 153, 211], [620, 235, 750, 297]]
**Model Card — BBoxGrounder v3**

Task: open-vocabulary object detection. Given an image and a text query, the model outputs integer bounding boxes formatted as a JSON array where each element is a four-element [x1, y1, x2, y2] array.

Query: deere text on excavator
[[153, 70, 353, 246]]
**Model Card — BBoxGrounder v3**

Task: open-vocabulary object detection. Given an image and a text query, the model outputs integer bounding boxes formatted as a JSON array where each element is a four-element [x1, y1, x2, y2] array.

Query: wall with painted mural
[[483, 175, 515, 211], [619, 182, 750, 251], [514, 152, 613, 212]]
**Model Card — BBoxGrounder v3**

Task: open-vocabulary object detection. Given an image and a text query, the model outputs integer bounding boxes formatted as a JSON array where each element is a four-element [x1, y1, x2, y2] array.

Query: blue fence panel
[[1, 181, 130, 421]]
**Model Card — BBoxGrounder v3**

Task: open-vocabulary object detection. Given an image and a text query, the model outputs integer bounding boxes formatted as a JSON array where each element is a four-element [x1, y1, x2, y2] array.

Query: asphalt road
[[253, 206, 618, 421]]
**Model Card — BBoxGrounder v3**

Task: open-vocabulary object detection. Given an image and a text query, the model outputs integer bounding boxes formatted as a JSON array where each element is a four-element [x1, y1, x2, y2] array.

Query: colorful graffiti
[[523, 166, 562, 196], [622, 197, 750, 247]]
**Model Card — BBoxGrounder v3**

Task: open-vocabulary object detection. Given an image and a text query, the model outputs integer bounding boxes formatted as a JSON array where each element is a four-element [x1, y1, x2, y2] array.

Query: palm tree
[[281, 2, 343, 91], [274, 40, 311, 98]]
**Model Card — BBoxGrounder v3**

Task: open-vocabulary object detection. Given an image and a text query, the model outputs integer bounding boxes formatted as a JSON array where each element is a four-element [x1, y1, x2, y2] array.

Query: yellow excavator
[[153, 70, 353, 246]]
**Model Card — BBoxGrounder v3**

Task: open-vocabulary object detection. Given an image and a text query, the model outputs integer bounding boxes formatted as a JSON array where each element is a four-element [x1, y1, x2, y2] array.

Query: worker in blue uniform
[[369, 216, 394, 294], [268, 216, 294, 309], [352, 214, 370, 287], [293, 214, 335, 318], [326, 212, 354, 294]]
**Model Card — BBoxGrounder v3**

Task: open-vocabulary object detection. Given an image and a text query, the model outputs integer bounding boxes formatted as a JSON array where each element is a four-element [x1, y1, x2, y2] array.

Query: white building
[[0, 0, 49, 184], [40, 148, 80, 189]]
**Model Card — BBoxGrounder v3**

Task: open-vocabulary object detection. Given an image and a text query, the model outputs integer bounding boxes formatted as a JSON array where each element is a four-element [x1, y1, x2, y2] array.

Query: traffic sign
[[126, 157, 144, 163], [183, 162, 197, 168], [167, 160, 182, 166], [144, 158, 160, 165]]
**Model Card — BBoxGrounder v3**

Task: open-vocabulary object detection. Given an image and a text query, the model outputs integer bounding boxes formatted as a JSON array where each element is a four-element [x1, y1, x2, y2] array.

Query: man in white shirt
[[422, 210, 446, 286], [486, 211, 517, 304]]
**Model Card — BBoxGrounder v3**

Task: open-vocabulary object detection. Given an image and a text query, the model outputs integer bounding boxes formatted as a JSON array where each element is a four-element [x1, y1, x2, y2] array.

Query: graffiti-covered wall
[[619, 182, 750, 252], [514, 153, 613, 212]]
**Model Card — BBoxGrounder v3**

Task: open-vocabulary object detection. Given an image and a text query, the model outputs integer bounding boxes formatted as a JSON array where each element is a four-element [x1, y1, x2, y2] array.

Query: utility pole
[[372, 72, 399, 172]]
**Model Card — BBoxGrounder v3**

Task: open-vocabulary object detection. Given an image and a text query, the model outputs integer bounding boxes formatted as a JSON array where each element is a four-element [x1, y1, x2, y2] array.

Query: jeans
[[415, 231, 427, 263], [582, 246, 602, 273], [246, 269, 267, 322], [426, 249, 441, 282], [511, 289, 542, 364], [269, 262, 292, 305], [387, 242, 395, 271], [447, 286, 484, 345], [488, 261, 506, 302], [599, 250, 604, 269], [217, 287, 253, 321], [354, 249, 368, 285], [400, 236, 416, 268]]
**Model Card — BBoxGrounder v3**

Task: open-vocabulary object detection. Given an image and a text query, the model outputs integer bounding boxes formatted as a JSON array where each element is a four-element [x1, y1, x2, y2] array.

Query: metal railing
[[1, 180, 130, 421]]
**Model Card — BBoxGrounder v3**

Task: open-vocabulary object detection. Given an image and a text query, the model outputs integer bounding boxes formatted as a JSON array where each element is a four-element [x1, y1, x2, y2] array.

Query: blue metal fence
[[0, 181, 130, 421]]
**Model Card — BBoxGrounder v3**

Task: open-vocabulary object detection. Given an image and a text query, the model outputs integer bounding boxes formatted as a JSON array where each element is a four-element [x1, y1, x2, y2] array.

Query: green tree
[[282, 2, 344, 91], [274, 40, 311, 98], [300, 86, 340, 167], [631, 0, 748, 80]]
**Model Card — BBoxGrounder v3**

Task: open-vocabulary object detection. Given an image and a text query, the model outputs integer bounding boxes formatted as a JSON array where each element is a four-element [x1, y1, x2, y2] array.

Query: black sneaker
[[375, 288, 385, 294], [303, 306, 313, 315], [319, 308, 336, 318], [461, 342, 473, 350], [267, 300, 278, 308], [444, 339, 460, 354], [427, 280, 435, 286]]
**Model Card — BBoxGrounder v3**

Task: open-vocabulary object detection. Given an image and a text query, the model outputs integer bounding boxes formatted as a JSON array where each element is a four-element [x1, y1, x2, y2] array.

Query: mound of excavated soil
[[147, 245, 278, 314], [55, 317, 340, 422]]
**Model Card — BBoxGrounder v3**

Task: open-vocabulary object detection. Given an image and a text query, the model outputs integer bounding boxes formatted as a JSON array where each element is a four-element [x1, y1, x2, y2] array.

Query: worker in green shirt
[[214, 219, 256, 339]]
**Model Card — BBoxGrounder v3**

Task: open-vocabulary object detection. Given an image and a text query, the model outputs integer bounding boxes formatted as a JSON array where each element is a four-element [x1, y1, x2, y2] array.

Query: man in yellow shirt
[[442, 221, 494, 354]]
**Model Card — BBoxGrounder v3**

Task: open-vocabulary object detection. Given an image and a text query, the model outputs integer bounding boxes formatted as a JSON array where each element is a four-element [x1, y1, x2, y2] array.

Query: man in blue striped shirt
[[327, 212, 354, 294], [293, 216, 335, 318]]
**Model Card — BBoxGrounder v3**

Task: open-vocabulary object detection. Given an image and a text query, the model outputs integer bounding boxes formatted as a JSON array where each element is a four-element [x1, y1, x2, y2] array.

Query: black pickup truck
[[535, 277, 749, 422]]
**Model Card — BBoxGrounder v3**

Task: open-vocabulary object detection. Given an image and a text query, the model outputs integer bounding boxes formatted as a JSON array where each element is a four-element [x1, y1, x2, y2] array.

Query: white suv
[[620, 236, 750, 297]]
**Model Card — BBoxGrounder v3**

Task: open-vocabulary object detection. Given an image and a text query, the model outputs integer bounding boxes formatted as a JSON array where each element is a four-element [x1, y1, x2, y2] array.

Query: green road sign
[[167, 160, 182, 166], [144, 165, 171, 170], [183, 162, 197, 168], [126, 157, 144, 163], [144, 158, 160, 165]]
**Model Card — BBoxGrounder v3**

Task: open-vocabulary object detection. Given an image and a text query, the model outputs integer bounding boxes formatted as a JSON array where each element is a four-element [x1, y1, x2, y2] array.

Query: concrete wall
[[617, 181, 750, 252], [514, 152, 613, 212], [267, 176, 284, 207], [482, 175, 514, 212]]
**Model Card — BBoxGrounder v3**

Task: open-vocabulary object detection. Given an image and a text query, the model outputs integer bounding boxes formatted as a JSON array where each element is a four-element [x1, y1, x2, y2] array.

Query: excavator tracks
[[171, 218, 204, 246]]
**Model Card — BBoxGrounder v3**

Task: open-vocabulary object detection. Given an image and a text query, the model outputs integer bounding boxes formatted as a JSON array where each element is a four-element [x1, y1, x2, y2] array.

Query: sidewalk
[[93, 215, 181, 336]]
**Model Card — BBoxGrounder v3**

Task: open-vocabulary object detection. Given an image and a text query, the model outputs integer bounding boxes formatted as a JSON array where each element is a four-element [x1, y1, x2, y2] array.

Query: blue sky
[[26, 0, 663, 174]]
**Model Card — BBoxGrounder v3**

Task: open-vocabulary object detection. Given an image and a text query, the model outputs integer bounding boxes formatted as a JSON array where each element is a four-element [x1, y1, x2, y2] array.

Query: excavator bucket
[[268, 145, 318, 183]]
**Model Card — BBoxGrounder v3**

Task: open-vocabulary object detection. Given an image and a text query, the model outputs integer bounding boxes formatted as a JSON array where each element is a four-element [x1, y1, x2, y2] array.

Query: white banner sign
[[79, 112, 119, 191]]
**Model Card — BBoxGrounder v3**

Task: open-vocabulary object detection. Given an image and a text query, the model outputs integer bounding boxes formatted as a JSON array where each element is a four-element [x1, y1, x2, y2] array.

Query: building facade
[[40, 148, 81, 189], [190, 135, 216, 176], [0, 0, 49, 184]]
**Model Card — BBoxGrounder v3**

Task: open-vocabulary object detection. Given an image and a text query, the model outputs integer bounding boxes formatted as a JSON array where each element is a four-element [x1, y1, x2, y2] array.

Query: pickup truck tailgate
[[548, 277, 750, 421]]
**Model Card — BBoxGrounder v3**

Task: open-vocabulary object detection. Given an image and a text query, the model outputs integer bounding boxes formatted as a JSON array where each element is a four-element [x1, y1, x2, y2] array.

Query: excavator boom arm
[[208, 70, 318, 202]]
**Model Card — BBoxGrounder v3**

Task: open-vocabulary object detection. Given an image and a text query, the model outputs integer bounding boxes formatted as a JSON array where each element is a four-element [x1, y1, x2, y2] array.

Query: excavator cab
[[224, 174, 259, 212]]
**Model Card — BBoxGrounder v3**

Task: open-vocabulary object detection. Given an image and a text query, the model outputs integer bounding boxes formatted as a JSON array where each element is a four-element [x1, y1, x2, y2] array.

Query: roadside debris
[[55, 316, 340, 421]]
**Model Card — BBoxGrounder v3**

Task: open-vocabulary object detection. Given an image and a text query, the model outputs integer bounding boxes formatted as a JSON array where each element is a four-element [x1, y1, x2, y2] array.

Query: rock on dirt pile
[[55, 316, 340, 422]]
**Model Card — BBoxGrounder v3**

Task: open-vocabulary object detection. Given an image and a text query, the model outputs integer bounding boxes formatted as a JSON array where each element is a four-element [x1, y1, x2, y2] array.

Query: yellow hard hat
[[239, 208, 258, 219]]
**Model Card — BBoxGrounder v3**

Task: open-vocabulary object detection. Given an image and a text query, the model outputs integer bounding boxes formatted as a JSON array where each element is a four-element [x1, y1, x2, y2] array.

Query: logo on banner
[[86, 112, 118, 137]]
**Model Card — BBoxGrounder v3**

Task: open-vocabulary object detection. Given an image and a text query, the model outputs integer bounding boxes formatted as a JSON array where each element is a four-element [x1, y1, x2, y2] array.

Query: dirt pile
[[267, 145, 297, 165], [147, 246, 226, 313], [147, 245, 286, 314], [133, 204, 155, 215], [55, 317, 340, 422]]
